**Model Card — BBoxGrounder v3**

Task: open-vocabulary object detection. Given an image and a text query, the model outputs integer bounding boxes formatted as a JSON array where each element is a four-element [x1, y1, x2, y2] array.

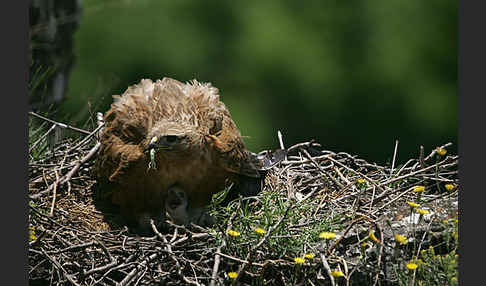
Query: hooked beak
[[145, 136, 159, 152], [146, 136, 158, 151]]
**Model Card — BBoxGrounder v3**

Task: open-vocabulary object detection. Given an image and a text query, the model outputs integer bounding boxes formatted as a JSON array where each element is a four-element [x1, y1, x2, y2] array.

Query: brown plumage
[[94, 77, 260, 233]]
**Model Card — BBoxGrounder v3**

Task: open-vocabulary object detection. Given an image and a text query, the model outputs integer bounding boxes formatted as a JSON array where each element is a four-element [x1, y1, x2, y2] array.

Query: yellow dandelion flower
[[413, 185, 425, 193], [416, 208, 430, 215], [369, 230, 380, 243], [294, 257, 306, 264], [436, 147, 447, 156], [227, 229, 241, 237], [451, 277, 457, 282], [331, 270, 345, 277], [304, 253, 315, 259], [406, 263, 418, 270], [357, 178, 366, 184], [254, 228, 265, 235], [394, 234, 408, 245], [445, 183, 455, 191], [407, 201, 420, 208], [29, 226, 37, 242], [361, 242, 368, 247], [319, 232, 337, 239], [454, 219, 458, 224], [227, 272, 238, 279]]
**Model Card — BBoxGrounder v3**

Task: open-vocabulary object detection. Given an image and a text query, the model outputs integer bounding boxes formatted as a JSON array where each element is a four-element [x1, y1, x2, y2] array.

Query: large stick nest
[[28, 113, 458, 286]]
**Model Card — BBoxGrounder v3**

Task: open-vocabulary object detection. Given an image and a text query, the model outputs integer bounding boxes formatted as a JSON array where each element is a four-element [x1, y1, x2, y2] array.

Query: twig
[[29, 111, 91, 135], [419, 145, 425, 169], [286, 141, 321, 153], [47, 241, 96, 254], [395, 158, 416, 177], [390, 140, 399, 177], [368, 186, 376, 214], [411, 218, 435, 286], [215, 252, 264, 267], [49, 170, 59, 217], [209, 204, 240, 286], [29, 124, 57, 153], [209, 243, 225, 286], [277, 130, 285, 150], [372, 223, 385, 286], [319, 251, 335, 286]]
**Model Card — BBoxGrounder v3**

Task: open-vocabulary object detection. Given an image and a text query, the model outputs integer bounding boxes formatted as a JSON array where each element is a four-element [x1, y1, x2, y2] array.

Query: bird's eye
[[165, 135, 178, 143]]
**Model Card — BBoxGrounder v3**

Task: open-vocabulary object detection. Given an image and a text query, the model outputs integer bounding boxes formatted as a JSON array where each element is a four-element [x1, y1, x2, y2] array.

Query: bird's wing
[[95, 131, 145, 183], [206, 109, 261, 178], [95, 81, 154, 183]]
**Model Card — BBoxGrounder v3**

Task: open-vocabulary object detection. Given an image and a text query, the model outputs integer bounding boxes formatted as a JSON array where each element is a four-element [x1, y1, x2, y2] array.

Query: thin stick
[[419, 145, 425, 168], [277, 130, 285, 150], [372, 224, 385, 286], [368, 186, 376, 213], [49, 170, 59, 217], [411, 218, 435, 286], [29, 111, 91, 135], [29, 124, 57, 153], [319, 252, 335, 286], [209, 203, 240, 286], [390, 140, 399, 177], [215, 252, 264, 267], [209, 244, 225, 286]]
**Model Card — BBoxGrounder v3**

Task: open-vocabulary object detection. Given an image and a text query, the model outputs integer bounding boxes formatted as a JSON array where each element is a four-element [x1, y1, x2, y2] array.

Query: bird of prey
[[94, 77, 261, 234]]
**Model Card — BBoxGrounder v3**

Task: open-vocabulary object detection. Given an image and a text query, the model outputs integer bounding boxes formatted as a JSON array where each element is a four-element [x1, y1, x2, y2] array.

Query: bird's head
[[144, 121, 203, 155]]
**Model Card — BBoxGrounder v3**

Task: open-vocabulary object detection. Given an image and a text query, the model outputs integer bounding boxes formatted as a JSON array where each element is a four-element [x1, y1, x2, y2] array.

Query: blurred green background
[[59, 0, 457, 164]]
